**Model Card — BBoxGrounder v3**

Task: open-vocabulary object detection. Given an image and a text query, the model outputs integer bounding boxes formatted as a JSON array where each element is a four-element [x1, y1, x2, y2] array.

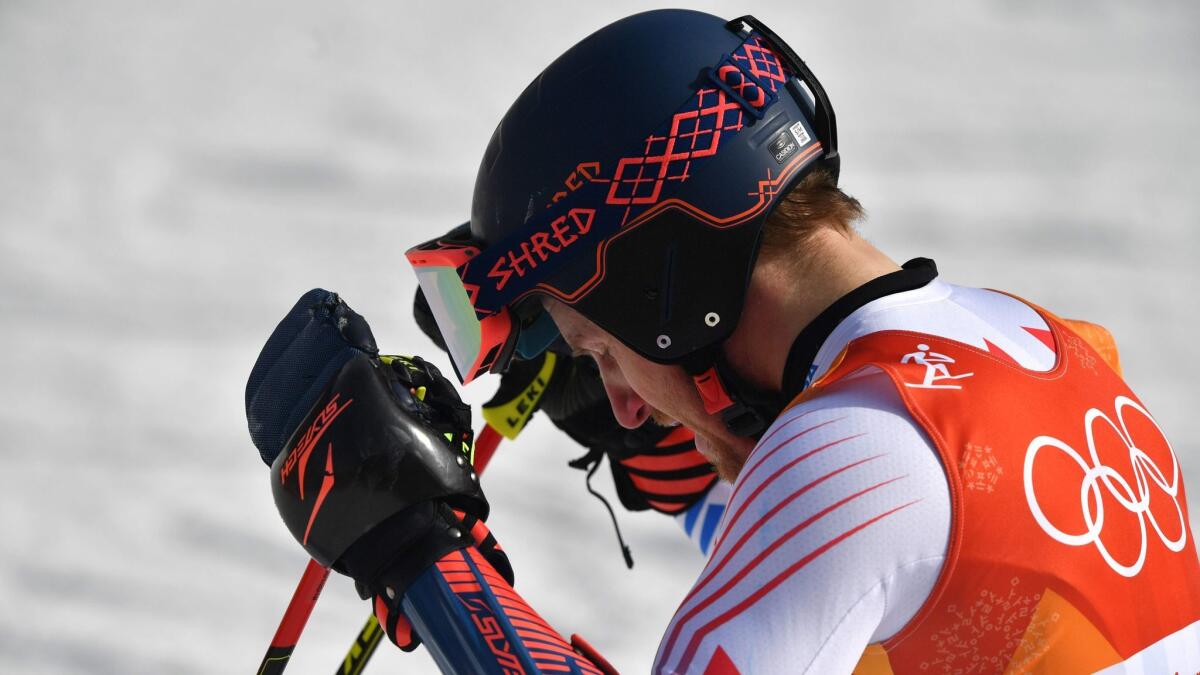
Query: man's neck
[[722, 229, 901, 393]]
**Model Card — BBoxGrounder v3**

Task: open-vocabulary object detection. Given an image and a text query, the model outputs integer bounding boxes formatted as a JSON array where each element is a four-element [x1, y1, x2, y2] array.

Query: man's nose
[[599, 369, 650, 430]]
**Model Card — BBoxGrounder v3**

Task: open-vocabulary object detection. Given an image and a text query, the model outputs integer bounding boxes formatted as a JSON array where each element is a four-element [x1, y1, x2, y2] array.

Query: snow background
[[1, 0, 1197, 672]]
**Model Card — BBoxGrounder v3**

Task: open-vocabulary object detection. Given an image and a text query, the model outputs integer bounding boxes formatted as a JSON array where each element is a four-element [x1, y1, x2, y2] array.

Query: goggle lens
[[412, 264, 483, 383]]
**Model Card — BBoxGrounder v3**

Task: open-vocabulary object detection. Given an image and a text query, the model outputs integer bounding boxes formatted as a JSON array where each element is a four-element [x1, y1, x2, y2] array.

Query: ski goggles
[[406, 16, 837, 384]]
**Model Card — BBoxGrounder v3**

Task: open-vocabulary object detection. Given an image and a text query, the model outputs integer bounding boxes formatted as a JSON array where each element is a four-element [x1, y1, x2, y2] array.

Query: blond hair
[[758, 168, 865, 262]]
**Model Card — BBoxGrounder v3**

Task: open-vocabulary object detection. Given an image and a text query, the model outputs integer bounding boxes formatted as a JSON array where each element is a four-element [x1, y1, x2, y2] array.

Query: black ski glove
[[246, 289, 511, 606]]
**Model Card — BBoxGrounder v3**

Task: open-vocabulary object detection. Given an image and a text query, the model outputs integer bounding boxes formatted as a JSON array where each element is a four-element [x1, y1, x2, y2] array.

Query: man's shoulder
[[680, 368, 952, 661], [812, 280, 1060, 382], [750, 368, 927, 483], [731, 369, 947, 543]]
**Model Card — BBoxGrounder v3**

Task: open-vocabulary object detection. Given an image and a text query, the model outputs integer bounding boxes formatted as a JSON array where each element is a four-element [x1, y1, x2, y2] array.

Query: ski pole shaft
[[472, 424, 503, 474], [257, 557, 331, 675], [331, 423, 505, 674], [334, 613, 384, 675]]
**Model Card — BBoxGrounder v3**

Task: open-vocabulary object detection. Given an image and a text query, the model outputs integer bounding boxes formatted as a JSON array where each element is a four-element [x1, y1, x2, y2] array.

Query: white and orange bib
[[813, 308, 1200, 673]]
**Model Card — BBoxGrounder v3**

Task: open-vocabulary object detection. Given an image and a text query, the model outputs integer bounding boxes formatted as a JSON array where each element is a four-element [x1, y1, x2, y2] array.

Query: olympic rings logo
[[1023, 395, 1187, 578]]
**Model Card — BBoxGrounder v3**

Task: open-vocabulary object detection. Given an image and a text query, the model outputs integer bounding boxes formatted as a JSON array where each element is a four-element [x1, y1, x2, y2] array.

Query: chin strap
[[681, 259, 942, 440], [682, 346, 783, 439]]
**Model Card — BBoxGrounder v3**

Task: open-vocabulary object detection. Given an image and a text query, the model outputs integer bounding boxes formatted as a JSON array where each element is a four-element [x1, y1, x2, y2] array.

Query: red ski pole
[[257, 558, 330, 675], [471, 424, 503, 474]]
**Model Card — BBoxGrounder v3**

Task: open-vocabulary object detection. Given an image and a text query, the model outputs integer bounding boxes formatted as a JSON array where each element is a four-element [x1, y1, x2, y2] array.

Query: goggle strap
[[727, 15, 838, 161]]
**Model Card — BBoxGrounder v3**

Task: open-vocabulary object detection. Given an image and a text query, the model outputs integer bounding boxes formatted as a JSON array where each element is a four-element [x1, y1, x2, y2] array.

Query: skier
[[247, 9, 1200, 673]]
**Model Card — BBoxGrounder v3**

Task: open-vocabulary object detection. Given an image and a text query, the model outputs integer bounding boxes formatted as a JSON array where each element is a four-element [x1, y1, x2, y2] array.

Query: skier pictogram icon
[[901, 343, 974, 389]]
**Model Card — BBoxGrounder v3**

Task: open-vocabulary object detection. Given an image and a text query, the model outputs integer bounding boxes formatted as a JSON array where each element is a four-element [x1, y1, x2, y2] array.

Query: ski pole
[[329, 423, 505, 675], [471, 424, 503, 473], [257, 557, 331, 675], [333, 614, 384, 675]]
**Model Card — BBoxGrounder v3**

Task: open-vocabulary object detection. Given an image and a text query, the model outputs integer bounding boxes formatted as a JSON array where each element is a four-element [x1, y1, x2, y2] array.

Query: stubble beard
[[697, 433, 745, 483], [648, 407, 745, 483]]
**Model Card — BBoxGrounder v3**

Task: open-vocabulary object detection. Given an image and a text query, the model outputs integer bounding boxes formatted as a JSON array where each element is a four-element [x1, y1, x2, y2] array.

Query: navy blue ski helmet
[[408, 10, 838, 385]]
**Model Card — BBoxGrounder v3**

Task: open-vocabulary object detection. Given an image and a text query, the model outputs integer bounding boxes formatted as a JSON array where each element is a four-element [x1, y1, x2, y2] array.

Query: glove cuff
[[342, 502, 472, 600]]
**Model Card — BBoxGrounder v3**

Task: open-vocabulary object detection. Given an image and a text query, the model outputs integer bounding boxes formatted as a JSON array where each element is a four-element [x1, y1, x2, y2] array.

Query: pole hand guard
[[247, 289, 488, 597]]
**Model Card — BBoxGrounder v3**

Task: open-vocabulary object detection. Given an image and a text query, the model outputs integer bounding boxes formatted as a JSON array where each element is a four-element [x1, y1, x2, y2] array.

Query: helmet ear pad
[[557, 208, 763, 365]]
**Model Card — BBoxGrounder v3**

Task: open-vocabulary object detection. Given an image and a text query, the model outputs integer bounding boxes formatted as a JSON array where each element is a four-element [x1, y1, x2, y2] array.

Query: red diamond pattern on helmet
[[604, 37, 792, 215], [606, 88, 744, 208], [735, 39, 788, 86]]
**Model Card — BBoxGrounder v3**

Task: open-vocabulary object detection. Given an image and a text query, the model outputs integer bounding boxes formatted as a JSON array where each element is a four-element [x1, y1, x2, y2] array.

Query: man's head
[[543, 166, 872, 481], [542, 296, 751, 481], [408, 10, 846, 459]]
